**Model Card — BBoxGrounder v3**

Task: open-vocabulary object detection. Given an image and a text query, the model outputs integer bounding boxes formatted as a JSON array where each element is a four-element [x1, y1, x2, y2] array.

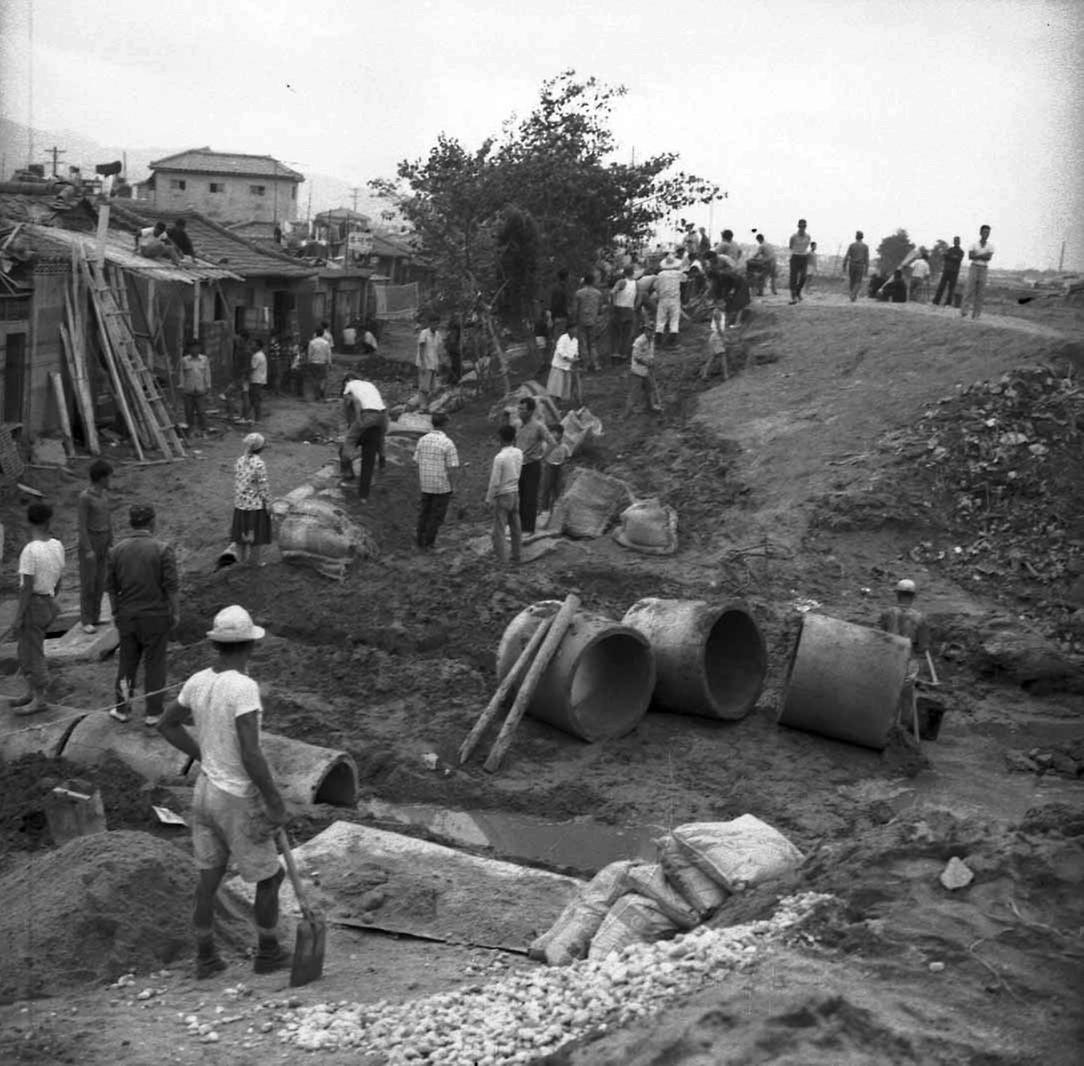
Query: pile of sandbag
[[547, 467, 633, 538], [613, 498, 678, 556], [275, 495, 378, 580], [529, 815, 804, 965]]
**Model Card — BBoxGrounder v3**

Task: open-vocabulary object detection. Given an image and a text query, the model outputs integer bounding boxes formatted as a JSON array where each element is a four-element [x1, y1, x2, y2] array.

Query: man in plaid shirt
[[412, 412, 460, 550]]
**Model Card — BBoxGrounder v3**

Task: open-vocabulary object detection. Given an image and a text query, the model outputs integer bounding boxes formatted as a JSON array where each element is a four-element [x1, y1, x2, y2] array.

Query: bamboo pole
[[483, 595, 580, 774], [458, 613, 555, 765], [49, 372, 74, 455]]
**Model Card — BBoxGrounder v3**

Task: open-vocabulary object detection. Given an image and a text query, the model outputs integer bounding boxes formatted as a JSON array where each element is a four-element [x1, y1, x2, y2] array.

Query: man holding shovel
[[878, 579, 933, 735], [158, 605, 290, 979]]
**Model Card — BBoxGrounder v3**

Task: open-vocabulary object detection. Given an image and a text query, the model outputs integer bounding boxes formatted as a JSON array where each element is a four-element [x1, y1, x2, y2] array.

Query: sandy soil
[[0, 289, 1082, 1064]]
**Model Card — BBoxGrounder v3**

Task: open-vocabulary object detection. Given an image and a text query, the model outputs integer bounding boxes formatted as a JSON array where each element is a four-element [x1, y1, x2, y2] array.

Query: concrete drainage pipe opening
[[569, 632, 656, 742], [704, 608, 768, 719], [314, 756, 360, 806], [622, 599, 766, 720]]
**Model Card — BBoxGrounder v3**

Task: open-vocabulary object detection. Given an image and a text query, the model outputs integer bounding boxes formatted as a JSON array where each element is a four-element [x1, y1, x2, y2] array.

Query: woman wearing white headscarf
[[232, 432, 272, 566]]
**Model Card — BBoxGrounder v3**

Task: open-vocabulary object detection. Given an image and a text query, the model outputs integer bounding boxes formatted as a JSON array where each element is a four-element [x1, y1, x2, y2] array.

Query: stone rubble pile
[[276, 891, 830, 1063]]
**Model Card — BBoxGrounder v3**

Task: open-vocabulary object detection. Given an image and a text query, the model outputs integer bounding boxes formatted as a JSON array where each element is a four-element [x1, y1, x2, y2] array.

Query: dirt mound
[[0, 830, 246, 1002], [0, 753, 162, 859]]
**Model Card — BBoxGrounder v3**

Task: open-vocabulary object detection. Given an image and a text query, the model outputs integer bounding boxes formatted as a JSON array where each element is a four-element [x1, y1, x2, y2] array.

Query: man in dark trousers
[[515, 396, 554, 535], [412, 413, 460, 550], [339, 373, 387, 500], [933, 236, 965, 307], [106, 503, 178, 726]]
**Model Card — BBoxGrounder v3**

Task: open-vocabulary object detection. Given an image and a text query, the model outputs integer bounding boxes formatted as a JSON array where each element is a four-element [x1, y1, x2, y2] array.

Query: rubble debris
[[939, 857, 975, 891]]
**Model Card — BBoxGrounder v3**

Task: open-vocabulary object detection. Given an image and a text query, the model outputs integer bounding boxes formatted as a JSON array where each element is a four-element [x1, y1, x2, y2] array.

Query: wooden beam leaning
[[458, 613, 556, 765], [483, 594, 580, 774]]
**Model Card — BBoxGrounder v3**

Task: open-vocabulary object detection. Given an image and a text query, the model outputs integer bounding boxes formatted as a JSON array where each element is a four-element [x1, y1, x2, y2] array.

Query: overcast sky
[[1, 0, 1082, 270]]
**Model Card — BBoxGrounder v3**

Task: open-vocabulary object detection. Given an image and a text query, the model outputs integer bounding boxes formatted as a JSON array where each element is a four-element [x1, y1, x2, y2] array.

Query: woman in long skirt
[[232, 432, 272, 566], [546, 323, 579, 404]]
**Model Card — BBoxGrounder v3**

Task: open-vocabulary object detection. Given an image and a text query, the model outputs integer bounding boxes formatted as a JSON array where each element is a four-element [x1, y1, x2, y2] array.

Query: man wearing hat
[[158, 605, 289, 978], [106, 503, 178, 726], [653, 250, 685, 347], [879, 579, 932, 732]]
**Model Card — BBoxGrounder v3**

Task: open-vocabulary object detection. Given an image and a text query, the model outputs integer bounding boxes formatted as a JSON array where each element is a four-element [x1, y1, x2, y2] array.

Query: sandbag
[[613, 498, 678, 556], [672, 815, 805, 891], [657, 833, 729, 920], [549, 467, 633, 539], [587, 893, 679, 960], [278, 514, 354, 559], [560, 408, 602, 457], [624, 862, 699, 929], [528, 860, 635, 966], [488, 381, 561, 428]]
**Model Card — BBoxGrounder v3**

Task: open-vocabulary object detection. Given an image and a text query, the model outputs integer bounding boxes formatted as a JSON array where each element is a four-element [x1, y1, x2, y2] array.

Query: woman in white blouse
[[232, 432, 272, 566], [547, 324, 580, 404]]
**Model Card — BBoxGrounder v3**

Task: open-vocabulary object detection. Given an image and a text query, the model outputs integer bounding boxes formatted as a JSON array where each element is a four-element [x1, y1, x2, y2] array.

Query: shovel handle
[[276, 828, 314, 922], [925, 650, 940, 686]]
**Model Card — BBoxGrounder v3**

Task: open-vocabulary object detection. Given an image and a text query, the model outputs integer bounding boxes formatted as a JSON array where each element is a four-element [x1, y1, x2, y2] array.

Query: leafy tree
[[371, 72, 721, 322], [876, 229, 915, 275], [929, 239, 949, 277]]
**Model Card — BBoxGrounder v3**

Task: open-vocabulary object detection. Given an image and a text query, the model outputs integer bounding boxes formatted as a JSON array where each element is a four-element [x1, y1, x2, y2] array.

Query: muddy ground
[[0, 283, 1082, 1064]]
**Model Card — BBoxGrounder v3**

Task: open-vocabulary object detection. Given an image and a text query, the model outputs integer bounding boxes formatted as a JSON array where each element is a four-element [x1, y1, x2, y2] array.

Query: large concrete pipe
[[622, 598, 767, 720], [60, 715, 359, 807], [62, 713, 193, 781], [0, 705, 87, 763], [777, 612, 912, 750], [259, 732, 358, 807], [496, 601, 655, 742]]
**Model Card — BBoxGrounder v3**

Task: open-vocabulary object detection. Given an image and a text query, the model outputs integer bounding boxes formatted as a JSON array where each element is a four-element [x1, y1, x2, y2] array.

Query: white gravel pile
[[277, 891, 831, 1063]]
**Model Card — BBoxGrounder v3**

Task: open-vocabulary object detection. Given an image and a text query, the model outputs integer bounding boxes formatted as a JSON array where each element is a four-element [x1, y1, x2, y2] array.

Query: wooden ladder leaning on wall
[[79, 248, 186, 460]]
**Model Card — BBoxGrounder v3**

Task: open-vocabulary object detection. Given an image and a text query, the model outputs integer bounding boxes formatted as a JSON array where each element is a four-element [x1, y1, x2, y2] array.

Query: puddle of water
[[357, 798, 660, 874]]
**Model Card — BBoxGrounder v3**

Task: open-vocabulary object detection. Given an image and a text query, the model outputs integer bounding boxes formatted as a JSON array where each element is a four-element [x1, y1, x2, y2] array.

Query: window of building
[[250, 185, 266, 196], [169, 178, 186, 191], [291, 186, 297, 200], [209, 182, 225, 193]]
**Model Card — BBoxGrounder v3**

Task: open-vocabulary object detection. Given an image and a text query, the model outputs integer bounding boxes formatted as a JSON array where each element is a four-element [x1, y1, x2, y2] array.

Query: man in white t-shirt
[[158, 605, 289, 979], [610, 265, 639, 364], [960, 224, 995, 320], [12, 502, 65, 715], [339, 374, 388, 500], [417, 314, 444, 395], [305, 328, 332, 401], [248, 343, 268, 423]]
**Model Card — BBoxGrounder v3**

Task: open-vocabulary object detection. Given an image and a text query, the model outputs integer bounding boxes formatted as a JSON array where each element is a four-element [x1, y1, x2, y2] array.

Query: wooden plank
[[94, 204, 110, 268], [49, 372, 75, 456], [59, 324, 99, 455], [484, 595, 580, 773]]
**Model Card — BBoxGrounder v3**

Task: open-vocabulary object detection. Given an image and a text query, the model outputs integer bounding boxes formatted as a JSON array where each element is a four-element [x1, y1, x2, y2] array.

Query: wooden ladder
[[82, 253, 186, 459]]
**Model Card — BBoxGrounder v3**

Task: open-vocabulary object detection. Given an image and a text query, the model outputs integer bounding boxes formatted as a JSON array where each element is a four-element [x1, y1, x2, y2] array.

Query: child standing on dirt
[[539, 425, 571, 514], [78, 458, 114, 634], [879, 579, 932, 733], [624, 322, 662, 417], [486, 424, 523, 565], [11, 503, 64, 716]]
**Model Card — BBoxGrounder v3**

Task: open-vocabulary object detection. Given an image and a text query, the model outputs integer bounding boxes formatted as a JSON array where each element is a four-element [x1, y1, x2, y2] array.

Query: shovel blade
[[289, 916, 326, 987]]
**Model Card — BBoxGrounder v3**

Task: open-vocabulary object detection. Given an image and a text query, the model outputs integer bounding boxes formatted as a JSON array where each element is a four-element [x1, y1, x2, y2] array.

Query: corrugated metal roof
[[149, 147, 304, 182], [108, 204, 319, 279], [23, 224, 242, 283]]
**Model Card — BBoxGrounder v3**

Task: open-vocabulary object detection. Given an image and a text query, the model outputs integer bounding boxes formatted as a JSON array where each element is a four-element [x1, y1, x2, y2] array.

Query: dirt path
[[0, 294, 1081, 1065]]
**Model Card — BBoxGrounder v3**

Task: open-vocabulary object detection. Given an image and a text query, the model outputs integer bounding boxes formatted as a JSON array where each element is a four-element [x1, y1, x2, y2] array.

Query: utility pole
[[349, 187, 360, 213], [44, 145, 66, 177], [1058, 238, 1066, 272]]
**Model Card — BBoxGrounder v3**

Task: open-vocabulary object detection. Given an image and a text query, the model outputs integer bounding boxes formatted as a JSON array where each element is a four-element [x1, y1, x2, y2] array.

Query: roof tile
[[149, 148, 304, 182]]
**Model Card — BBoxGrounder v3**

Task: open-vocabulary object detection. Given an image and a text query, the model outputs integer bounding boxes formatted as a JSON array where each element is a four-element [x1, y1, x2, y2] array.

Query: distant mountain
[[0, 118, 390, 223]]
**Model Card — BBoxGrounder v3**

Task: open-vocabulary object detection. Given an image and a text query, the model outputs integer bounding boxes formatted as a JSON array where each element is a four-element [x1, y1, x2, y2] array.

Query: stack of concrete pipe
[[0, 708, 359, 808], [496, 598, 768, 742]]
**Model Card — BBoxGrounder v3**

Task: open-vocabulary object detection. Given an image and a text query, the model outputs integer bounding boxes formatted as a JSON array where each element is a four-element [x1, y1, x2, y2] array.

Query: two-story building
[[135, 148, 304, 236]]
